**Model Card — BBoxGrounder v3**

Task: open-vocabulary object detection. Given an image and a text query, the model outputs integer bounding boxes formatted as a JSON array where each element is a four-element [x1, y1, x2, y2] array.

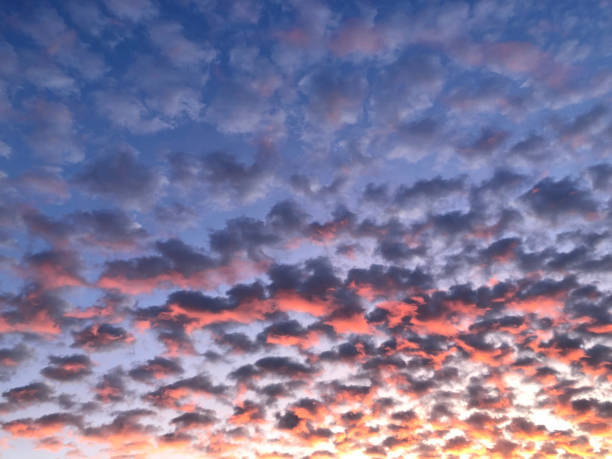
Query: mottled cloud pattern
[[0, 1, 611, 458]]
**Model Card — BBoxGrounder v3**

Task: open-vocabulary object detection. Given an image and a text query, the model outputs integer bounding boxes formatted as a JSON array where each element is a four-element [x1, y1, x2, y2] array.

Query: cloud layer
[[0, 0, 611, 458]]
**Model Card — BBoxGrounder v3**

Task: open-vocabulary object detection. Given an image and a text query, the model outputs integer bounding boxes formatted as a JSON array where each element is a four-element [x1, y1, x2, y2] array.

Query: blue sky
[[0, 0, 611, 457]]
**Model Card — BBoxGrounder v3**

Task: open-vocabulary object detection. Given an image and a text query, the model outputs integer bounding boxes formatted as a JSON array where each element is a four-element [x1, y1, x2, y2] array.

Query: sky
[[0, 0, 611, 458]]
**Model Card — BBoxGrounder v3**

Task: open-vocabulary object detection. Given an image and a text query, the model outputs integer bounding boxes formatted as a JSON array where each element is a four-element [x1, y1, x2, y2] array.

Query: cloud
[[169, 149, 275, 204], [1, 1, 612, 458], [40, 354, 93, 381], [171, 410, 216, 429], [255, 356, 315, 378], [386, 118, 447, 161], [95, 91, 172, 134], [65, 0, 111, 37], [393, 175, 466, 206], [23, 208, 147, 250], [329, 17, 388, 58], [22, 99, 82, 163], [144, 374, 226, 408], [14, 166, 70, 200], [73, 149, 166, 208], [71, 323, 133, 350], [21, 250, 86, 289], [0, 140, 12, 158], [0, 344, 30, 371], [3, 412, 82, 439], [371, 52, 446, 124], [113, 55, 208, 129], [299, 67, 366, 129], [128, 357, 183, 382], [0, 284, 66, 335], [204, 80, 285, 136], [507, 133, 549, 162], [458, 127, 509, 160], [95, 368, 128, 403], [1, 382, 52, 411], [521, 177, 599, 221], [98, 238, 265, 294], [102, 0, 157, 22], [149, 22, 216, 68], [586, 163, 612, 191]]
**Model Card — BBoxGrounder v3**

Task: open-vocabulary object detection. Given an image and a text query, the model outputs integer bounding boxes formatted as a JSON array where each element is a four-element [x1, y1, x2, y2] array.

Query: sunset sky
[[0, 0, 611, 458]]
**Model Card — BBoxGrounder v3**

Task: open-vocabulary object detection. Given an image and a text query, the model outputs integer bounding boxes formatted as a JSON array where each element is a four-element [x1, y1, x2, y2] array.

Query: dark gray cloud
[[209, 217, 278, 260], [169, 149, 274, 204], [0, 344, 30, 375], [507, 133, 548, 161], [71, 323, 133, 350], [41, 354, 93, 381], [1, 382, 53, 409], [23, 208, 147, 249], [393, 175, 465, 206], [128, 357, 183, 382], [171, 410, 216, 428], [95, 368, 127, 403], [73, 150, 165, 208], [521, 177, 599, 220], [586, 163, 612, 191], [144, 375, 227, 408], [458, 127, 509, 159]]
